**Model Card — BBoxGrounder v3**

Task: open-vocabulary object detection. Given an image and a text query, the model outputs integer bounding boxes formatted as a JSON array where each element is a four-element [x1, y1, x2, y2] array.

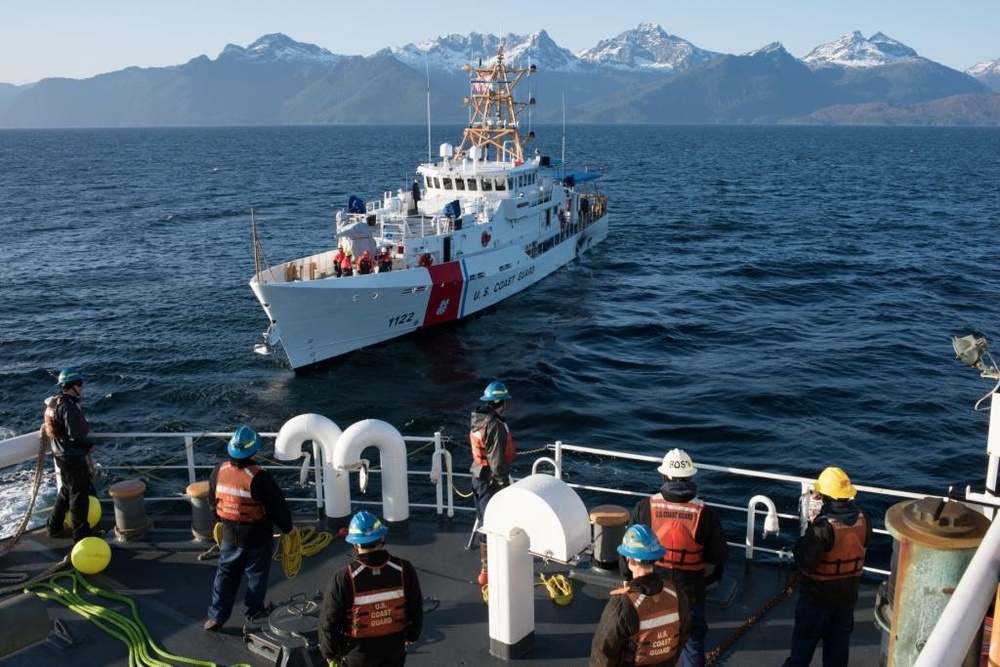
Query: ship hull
[[252, 214, 608, 370]]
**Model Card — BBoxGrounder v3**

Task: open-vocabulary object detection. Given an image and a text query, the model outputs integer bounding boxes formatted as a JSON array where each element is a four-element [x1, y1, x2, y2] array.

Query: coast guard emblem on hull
[[436, 299, 450, 316]]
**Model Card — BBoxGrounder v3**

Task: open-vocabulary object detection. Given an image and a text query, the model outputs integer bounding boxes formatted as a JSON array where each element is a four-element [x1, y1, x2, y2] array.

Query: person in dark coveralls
[[204, 426, 293, 632], [42, 366, 100, 542], [469, 380, 516, 585], [626, 448, 727, 667], [782, 467, 871, 667], [319, 511, 423, 666], [591, 524, 689, 666]]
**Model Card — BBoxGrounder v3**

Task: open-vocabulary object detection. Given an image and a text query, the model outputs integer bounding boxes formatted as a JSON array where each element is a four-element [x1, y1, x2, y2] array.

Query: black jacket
[[589, 572, 690, 666], [44, 392, 93, 457], [208, 457, 293, 549], [319, 549, 423, 664], [469, 404, 513, 484], [625, 479, 728, 605], [794, 499, 872, 608]]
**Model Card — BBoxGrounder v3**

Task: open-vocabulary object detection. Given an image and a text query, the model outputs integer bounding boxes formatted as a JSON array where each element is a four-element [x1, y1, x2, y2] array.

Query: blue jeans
[[782, 594, 854, 667], [207, 539, 274, 625], [681, 601, 707, 667]]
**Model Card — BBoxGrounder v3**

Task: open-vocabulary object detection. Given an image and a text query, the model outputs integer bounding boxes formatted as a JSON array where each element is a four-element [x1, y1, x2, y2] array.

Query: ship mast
[[456, 44, 536, 165]]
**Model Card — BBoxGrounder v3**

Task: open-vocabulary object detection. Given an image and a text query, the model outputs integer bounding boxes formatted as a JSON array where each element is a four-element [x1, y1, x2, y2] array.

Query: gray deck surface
[[0, 511, 882, 666]]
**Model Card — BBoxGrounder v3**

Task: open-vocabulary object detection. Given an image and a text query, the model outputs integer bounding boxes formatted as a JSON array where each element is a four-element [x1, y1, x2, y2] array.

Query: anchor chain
[[705, 574, 799, 665]]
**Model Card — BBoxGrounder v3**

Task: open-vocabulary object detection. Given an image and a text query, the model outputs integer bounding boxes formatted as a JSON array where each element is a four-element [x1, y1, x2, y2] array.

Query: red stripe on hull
[[422, 262, 465, 326]]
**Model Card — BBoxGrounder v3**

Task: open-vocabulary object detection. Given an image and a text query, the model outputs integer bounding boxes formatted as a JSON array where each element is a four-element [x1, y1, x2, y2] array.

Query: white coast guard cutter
[[250, 44, 610, 371]]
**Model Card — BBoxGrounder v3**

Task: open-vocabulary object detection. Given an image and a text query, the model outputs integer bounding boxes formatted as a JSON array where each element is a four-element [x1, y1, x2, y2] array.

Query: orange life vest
[[214, 462, 266, 523], [470, 419, 516, 469], [804, 515, 868, 582], [650, 497, 705, 572], [347, 558, 408, 638], [611, 584, 682, 665]]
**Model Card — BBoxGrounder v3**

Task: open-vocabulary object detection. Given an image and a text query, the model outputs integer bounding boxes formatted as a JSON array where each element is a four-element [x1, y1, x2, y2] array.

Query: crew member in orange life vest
[[319, 511, 423, 666], [625, 449, 727, 667], [782, 467, 871, 667], [42, 366, 100, 542], [357, 249, 374, 275], [377, 246, 392, 273], [341, 251, 354, 277], [590, 524, 689, 667], [469, 380, 516, 585], [333, 246, 346, 277], [204, 426, 293, 632]]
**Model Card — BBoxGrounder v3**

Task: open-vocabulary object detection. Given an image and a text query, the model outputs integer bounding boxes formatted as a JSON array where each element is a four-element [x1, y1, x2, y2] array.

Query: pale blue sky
[[2, 1, 996, 85]]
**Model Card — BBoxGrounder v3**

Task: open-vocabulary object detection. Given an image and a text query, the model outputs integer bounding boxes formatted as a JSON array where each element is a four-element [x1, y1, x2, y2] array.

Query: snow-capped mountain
[[391, 29, 582, 72], [577, 22, 720, 71], [217, 33, 341, 65], [967, 59, 1000, 91], [803, 31, 918, 69], [967, 59, 1000, 77]]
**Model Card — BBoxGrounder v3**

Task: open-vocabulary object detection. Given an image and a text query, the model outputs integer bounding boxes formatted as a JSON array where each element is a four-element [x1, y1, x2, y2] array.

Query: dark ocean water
[[2, 124, 1000, 531]]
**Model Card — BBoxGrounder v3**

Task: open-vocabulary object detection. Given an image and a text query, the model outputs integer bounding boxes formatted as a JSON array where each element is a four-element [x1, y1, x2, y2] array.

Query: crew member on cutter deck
[[333, 246, 346, 278], [469, 380, 516, 585], [782, 467, 871, 667], [319, 511, 423, 666], [591, 524, 689, 666], [625, 449, 727, 667], [204, 426, 293, 632], [41, 366, 101, 543]]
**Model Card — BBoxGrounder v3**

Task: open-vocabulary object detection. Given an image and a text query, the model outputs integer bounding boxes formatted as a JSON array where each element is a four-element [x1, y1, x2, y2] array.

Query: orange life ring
[[481, 231, 491, 247]]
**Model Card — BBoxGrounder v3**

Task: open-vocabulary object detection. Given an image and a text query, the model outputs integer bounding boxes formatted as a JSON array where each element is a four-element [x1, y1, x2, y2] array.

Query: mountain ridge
[[1, 25, 998, 127]]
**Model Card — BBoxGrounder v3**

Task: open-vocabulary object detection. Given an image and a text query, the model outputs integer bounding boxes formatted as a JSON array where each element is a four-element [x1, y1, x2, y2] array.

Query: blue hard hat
[[58, 366, 85, 385], [227, 426, 261, 460], [480, 380, 511, 402], [617, 524, 666, 561], [346, 510, 389, 545]]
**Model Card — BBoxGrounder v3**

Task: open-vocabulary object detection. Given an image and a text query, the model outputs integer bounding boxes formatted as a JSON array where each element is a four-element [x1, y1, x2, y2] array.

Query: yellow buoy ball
[[64, 495, 102, 529], [71, 536, 112, 575]]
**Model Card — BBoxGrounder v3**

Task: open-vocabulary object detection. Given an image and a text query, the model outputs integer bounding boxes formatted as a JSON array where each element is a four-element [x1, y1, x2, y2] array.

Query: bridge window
[[482, 178, 493, 191], [442, 177, 453, 190], [467, 178, 478, 191], [455, 178, 466, 191]]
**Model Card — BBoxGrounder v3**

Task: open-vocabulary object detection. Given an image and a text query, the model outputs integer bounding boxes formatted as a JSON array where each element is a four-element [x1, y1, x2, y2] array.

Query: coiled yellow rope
[[538, 572, 573, 606], [274, 526, 336, 579], [480, 572, 574, 605]]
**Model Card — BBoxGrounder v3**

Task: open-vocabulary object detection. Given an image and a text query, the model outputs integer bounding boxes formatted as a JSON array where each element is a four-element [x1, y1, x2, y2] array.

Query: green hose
[[26, 570, 252, 667]]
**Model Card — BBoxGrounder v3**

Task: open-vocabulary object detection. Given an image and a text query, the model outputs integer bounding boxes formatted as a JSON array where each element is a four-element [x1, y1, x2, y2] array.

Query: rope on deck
[[705, 574, 799, 665]]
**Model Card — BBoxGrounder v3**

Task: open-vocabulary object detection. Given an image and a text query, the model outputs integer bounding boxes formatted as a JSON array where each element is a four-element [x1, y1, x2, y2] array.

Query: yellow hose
[[26, 570, 251, 666]]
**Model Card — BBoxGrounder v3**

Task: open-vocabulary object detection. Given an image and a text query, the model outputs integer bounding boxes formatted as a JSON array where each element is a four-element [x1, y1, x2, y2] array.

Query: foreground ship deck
[[0, 511, 882, 667]]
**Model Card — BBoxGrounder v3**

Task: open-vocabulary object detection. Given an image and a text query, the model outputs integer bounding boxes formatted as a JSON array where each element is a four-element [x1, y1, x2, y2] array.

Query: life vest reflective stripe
[[470, 420, 515, 468], [805, 515, 868, 581], [347, 558, 407, 638], [650, 497, 705, 571], [215, 462, 266, 523], [611, 585, 682, 665]]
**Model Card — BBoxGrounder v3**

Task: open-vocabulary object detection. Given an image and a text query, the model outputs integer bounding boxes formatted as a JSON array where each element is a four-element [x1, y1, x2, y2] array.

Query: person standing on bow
[[357, 249, 374, 275], [469, 380, 516, 586], [590, 524, 689, 666], [204, 426, 293, 632], [41, 366, 100, 542], [319, 510, 423, 666], [341, 250, 355, 277], [782, 467, 871, 667], [626, 448, 727, 667], [333, 246, 346, 277], [376, 246, 393, 273]]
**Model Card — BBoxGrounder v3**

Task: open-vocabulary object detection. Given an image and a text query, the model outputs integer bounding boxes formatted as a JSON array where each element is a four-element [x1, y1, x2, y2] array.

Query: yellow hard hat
[[815, 467, 856, 499]]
